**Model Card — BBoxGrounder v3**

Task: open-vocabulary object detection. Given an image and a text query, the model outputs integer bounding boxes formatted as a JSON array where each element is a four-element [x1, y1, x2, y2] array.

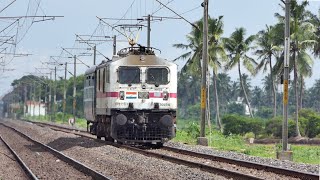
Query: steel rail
[[20, 119, 320, 180], [0, 123, 111, 180], [122, 145, 262, 180], [19, 120, 260, 179], [161, 146, 319, 180], [0, 134, 38, 180]]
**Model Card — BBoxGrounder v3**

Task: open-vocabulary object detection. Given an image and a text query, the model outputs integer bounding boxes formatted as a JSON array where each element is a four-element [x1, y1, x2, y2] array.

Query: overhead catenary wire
[[154, 0, 199, 30], [0, 0, 17, 14], [61, 47, 90, 68], [0, 0, 62, 69], [113, 0, 136, 25], [151, 0, 175, 15], [75, 34, 110, 60]]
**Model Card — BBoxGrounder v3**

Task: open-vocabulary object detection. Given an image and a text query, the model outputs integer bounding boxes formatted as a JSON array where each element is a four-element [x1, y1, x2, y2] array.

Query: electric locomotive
[[84, 46, 177, 146]]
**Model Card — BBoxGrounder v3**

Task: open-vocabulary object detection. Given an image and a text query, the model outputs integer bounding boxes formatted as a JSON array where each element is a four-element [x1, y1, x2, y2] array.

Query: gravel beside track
[[0, 125, 92, 180], [0, 138, 29, 180], [27, 119, 319, 176], [3, 119, 228, 180], [149, 149, 298, 180], [164, 141, 320, 175]]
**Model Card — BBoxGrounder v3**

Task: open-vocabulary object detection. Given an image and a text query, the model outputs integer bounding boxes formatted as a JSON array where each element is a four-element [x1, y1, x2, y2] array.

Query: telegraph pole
[[45, 84, 48, 119], [147, 14, 151, 48], [113, 35, 117, 55], [38, 83, 41, 119], [53, 66, 57, 120], [24, 86, 27, 117], [278, 0, 293, 161], [73, 55, 77, 125], [198, 0, 209, 146], [32, 82, 35, 117], [93, 45, 96, 65], [63, 62, 67, 120], [49, 71, 52, 121]]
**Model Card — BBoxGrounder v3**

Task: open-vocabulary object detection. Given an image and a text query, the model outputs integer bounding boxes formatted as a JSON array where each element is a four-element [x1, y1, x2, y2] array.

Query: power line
[[154, 0, 199, 30], [151, 0, 175, 15], [75, 34, 110, 60], [113, 0, 136, 25], [0, 0, 17, 14], [61, 47, 90, 68]]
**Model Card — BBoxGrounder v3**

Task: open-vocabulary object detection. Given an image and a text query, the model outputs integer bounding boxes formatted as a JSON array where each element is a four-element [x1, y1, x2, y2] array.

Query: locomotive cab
[[84, 46, 177, 146]]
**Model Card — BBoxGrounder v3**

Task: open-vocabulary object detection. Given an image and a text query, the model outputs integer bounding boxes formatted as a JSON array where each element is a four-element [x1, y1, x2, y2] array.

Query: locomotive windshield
[[146, 68, 169, 85], [119, 67, 140, 84]]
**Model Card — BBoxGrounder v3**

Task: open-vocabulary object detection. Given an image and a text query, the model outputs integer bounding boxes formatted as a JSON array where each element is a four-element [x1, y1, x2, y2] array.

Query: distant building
[[235, 97, 251, 116], [26, 101, 46, 116]]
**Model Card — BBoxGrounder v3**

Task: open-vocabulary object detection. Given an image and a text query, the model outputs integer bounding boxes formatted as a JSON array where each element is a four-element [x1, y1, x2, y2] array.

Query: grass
[[25, 114, 87, 129], [173, 120, 320, 165]]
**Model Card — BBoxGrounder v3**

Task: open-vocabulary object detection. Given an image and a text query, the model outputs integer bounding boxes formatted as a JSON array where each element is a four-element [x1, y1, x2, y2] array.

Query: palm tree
[[216, 73, 232, 114], [173, 16, 226, 131], [308, 79, 320, 111], [208, 16, 227, 131], [251, 86, 264, 109], [229, 81, 240, 102], [307, 8, 320, 58], [224, 27, 257, 118], [173, 19, 203, 75], [274, 0, 316, 137], [255, 25, 282, 118], [177, 71, 200, 118]]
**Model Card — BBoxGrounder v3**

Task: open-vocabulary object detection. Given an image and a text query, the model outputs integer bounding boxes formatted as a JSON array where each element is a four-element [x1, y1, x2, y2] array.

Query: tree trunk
[[269, 55, 277, 118], [238, 62, 253, 118], [299, 75, 304, 111], [293, 51, 301, 137], [213, 70, 222, 131]]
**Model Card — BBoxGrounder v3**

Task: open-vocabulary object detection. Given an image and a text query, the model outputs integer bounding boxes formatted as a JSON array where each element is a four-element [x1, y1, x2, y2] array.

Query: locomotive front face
[[99, 54, 177, 143]]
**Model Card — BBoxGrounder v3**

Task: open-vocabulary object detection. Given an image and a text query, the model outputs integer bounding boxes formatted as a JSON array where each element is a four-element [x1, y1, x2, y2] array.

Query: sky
[[0, 0, 319, 98]]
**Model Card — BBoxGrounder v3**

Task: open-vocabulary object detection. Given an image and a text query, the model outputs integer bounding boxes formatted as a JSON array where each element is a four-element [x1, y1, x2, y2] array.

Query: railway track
[[0, 134, 37, 180], [20, 119, 320, 180], [160, 146, 319, 180], [0, 122, 111, 180]]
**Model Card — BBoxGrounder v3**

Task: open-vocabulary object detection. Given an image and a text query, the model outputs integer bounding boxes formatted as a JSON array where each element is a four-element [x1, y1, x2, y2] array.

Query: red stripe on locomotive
[[97, 92, 177, 98]]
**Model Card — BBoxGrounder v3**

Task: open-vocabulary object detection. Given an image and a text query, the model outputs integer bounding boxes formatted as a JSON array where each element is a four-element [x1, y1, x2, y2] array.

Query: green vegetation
[[25, 113, 87, 129], [174, 120, 320, 164]]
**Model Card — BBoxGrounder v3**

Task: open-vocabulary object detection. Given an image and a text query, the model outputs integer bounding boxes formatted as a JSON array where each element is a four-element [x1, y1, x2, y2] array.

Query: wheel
[[155, 142, 163, 148], [105, 136, 114, 142]]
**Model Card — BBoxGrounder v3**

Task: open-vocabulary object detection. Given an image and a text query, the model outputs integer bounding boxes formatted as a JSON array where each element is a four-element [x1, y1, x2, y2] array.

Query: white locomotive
[[84, 46, 177, 146]]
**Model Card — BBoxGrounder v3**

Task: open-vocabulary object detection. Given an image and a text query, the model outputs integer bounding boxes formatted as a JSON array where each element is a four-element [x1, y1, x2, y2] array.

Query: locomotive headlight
[[116, 114, 127, 126], [160, 115, 173, 127], [119, 91, 125, 100], [163, 91, 169, 100]]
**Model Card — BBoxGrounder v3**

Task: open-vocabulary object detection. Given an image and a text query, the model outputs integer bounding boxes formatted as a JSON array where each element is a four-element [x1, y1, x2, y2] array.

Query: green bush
[[299, 109, 320, 138], [306, 115, 320, 138], [222, 115, 247, 135], [247, 118, 264, 137], [185, 121, 200, 139], [265, 117, 295, 138], [222, 115, 263, 137], [186, 103, 201, 119], [256, 107, 273, 119], [244, 132, 255, 139], [226, 103, 245, 115]]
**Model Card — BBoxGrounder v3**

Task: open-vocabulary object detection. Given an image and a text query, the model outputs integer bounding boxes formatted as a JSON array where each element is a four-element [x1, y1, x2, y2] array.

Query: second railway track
[[0, 122, 111, 180], [22, 119, 320, 180]]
